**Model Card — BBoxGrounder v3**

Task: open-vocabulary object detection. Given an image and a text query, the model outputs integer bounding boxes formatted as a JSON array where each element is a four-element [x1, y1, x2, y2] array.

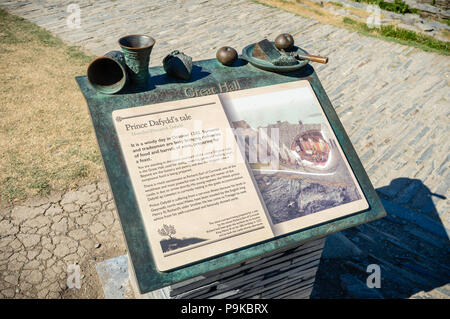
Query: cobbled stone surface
[[0, 0, 448, 299]]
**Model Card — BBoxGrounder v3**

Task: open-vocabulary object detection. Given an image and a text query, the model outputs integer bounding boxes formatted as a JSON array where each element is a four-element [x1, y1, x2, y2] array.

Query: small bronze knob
[[216, 46, 238, 66], [274, 33, 294, 51]]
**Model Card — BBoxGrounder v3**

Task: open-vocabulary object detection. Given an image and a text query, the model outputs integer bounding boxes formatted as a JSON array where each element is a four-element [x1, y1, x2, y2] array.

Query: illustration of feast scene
[[224, 87, 362, 225]]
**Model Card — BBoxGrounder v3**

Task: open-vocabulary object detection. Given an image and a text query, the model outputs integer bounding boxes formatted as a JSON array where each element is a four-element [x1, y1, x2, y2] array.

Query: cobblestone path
[[0, 0, 448, 299]]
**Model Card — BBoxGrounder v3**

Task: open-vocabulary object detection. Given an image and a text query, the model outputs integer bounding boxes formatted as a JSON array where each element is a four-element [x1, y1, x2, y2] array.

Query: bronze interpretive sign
[[77, 56, 387, 292], [112, 81, 368, 272]]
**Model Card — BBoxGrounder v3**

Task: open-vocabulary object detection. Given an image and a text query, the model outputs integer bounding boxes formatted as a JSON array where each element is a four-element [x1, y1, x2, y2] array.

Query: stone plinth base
[[96, 237, 325, 299]]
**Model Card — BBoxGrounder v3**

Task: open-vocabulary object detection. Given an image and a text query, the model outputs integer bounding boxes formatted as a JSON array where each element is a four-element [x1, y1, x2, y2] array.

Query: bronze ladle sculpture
[[274, 33, 328, 64]]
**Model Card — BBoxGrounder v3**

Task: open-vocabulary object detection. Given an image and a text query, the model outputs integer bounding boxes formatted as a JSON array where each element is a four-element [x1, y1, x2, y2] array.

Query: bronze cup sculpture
[[118, 35, 155, 90], [87, 51, 127, 94]]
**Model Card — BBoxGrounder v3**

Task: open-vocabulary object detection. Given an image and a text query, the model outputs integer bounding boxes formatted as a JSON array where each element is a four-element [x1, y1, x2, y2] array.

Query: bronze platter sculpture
[[241, 42, 309, 72]]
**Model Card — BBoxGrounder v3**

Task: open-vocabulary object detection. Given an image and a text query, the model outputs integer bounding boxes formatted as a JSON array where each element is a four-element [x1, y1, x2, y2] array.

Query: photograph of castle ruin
[[222, 83, 366, 225]]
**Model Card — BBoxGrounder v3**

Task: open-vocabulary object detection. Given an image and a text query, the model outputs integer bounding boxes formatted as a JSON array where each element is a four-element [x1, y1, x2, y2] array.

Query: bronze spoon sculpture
[[288, 52, 328, 64], [274, 33, 328, 64]]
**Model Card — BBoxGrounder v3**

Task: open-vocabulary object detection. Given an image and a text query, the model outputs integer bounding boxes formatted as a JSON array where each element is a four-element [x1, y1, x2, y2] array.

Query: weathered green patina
[[75, 58, 386, 294], [118, 35, 155, 90], [86, 51, 127, 94]]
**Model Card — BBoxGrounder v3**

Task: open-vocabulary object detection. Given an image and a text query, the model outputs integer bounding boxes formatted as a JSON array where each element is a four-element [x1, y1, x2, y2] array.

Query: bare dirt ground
[[0, 9, 102, 203]]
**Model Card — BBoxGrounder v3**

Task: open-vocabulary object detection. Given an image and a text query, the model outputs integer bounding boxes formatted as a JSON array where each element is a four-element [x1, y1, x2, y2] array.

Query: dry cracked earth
[[0, 182, 126, 298]]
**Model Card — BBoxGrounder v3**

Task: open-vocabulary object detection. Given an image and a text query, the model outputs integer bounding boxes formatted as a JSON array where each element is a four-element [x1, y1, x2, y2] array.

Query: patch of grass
[[0, 10, 63, 46], [438, 18, 450, 27], [250, 0, 278, 9], [353, 0, 418, 14], [66, 46, 92, 65], [29, 168, 52, 196], [343, 16, 357, 25], [1, 177, 26, 202], [330, 1, 344, 7], [67, 163, 90, 179], [312, 8, 324, 15], [255, 0, 448, 56], [343, 17, 449, 54], [0, 9, 103, 203]]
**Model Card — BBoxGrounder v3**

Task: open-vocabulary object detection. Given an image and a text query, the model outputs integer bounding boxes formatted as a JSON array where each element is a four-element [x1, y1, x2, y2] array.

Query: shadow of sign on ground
[[311, 177, 449, 299]]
